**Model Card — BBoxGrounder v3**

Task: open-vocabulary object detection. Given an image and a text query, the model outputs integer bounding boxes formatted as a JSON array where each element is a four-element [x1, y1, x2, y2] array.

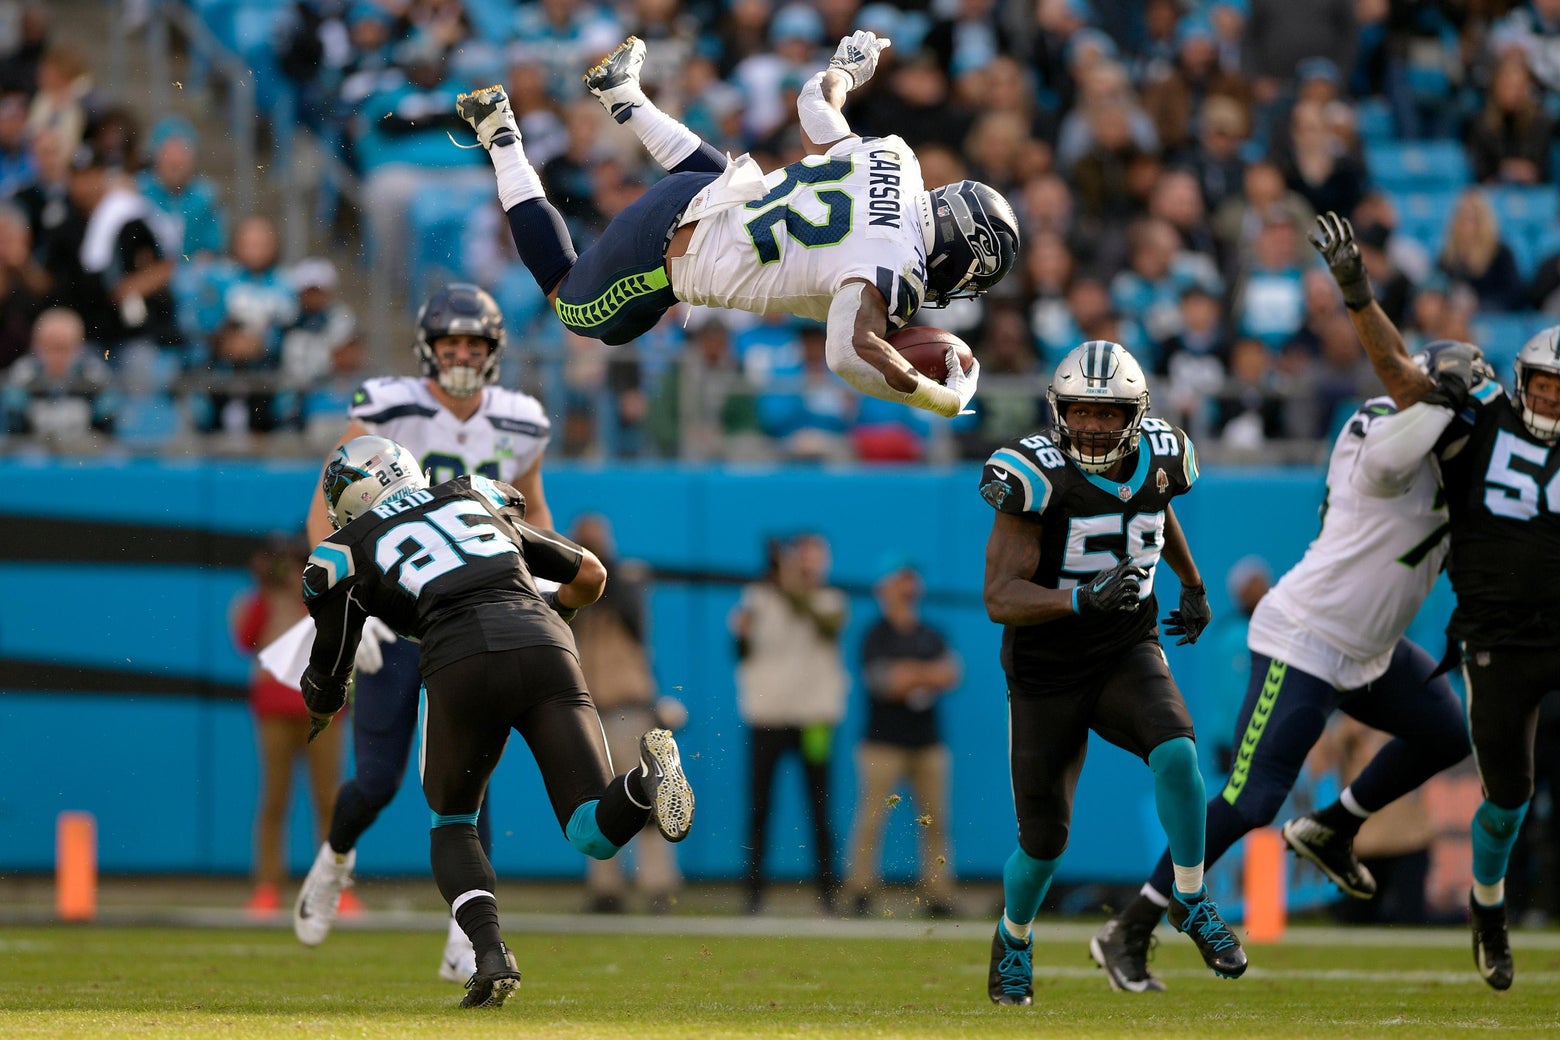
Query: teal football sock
[[1472, 799, 1529, 888], [1002, 847, 1060, 926], [1149, 737, 1207, 876]]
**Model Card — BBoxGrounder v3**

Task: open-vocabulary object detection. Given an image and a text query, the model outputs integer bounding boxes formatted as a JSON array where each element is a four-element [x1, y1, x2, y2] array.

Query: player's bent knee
[[1018, 824, 1068, 863], [1147, 736, 1200, 781], [1475, 799, 1530, 838], [566, 800, 623, 860]]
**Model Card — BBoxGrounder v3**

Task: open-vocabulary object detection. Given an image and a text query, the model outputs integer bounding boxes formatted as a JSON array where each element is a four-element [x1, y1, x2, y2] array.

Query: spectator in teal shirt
[[137, 117, 226, 262]]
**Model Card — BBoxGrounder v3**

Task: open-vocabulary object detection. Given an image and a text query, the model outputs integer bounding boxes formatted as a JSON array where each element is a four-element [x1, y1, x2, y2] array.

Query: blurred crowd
[[3, 0, 1560, 462]]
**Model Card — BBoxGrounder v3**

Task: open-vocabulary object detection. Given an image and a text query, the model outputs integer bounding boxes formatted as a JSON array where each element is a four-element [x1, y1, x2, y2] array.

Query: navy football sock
[[506, 198, 577, 296]]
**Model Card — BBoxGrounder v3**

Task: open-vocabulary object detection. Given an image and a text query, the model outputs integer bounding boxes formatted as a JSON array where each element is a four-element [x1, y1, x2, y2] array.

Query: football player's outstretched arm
[[983, 511, 1075, 624], [798, 31, 890, 153], [1308, 212, 1432, 409], [825, 281, 970, 416]]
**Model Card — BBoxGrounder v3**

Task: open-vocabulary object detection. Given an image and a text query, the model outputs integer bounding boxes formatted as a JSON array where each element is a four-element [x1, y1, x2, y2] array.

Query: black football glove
[[307, 712, 334, 744], [1420, 342, 1486, 413], [1164, 583, 1212, 645], [543, 589, 579, 623], [301, 667, 348, 715], [1075, 557, 1148, 615], [1307, 211, 1374, 311]]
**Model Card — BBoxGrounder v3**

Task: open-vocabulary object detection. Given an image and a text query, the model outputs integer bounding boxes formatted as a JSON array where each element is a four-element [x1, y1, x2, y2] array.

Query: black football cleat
[[459, 942, 521, 1009], [987, 921, 1034, 1005], [1089, 913, 1166, 993], [1469, 893, 1514, 991], [1282, 814, 1377, 899], [1167, 889, 1247, 979]]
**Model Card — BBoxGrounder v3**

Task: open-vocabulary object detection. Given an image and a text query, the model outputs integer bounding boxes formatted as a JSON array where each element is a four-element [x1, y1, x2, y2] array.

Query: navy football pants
[[1144, 638, 1468, 896]]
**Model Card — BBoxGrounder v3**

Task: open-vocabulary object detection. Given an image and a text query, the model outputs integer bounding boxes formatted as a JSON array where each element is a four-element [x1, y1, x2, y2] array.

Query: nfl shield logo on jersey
[[1117, 484, 1132, 501]]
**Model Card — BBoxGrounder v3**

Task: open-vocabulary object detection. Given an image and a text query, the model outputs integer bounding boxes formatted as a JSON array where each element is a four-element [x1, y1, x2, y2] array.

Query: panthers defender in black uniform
[[977, 340, 1244, 1006], [1313, 211, 1560, 991], [300, 436, 694, 1009]]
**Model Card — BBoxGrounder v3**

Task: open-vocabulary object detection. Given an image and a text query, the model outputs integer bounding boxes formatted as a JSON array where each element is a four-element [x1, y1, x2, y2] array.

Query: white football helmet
[[1047, 340, 1151, 473], [1513, 325, 1560, 441], [322, 435, 429, 530]]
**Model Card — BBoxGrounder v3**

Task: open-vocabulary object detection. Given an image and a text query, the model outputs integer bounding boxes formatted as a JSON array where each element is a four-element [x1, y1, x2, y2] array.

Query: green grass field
[[2, 925, 1558, 1039]]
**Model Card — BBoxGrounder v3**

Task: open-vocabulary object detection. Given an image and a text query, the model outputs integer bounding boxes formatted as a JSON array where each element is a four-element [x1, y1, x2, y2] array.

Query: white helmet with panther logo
[[1047, 340, 1151, 473], [322, 435, 428, 530], [1514, 325, 1560, 441]]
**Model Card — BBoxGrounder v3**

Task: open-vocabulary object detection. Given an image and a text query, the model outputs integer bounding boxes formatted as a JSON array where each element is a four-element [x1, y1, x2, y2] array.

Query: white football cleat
[[454, 84, 519, 150], [293, 842, 356, 947], [439, 915, 478, 983]]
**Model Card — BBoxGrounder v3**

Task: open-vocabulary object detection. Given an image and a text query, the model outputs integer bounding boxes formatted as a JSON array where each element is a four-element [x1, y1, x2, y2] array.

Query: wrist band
[[1071, 587, 1080, 614]]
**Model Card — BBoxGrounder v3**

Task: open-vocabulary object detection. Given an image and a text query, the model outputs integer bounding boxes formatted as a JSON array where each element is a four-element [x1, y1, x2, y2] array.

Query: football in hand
[[886, 326, 974, 382]]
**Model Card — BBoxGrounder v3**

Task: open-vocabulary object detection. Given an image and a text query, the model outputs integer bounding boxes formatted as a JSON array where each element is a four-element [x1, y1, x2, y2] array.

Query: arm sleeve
[[513, 517, 585, 586], [798, 71, 852, 146], [304, 584, 368, 687], [1353, 401, 1457, 497], [824, 284, 960, 416]]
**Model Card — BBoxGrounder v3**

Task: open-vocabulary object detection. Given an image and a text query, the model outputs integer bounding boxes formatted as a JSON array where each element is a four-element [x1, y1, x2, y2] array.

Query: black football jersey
[[979, 418, 1199, 689], [302, 475, 584, 681], [1435, 383, 1560, 648]]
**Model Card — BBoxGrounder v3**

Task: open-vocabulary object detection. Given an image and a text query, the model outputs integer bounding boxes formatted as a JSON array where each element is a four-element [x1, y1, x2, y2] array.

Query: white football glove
[[828, 31, 891, 90], [354, 616, 398, 674], [944, 346, 980, 414]]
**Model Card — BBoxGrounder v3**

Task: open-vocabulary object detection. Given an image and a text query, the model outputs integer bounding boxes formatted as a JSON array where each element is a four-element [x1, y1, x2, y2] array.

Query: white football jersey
[[347, 377, 549, 486], [1248, 397, 1450, 687], [670, 135, 927, 327]]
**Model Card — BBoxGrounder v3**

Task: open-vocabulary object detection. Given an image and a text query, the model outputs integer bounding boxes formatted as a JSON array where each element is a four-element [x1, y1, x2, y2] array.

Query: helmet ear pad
[[414, 283, 506, 395]]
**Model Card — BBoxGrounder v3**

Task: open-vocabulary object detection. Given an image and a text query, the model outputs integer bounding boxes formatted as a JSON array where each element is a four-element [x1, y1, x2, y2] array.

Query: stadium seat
[[1354, 98, 1395, 142], [114, 394, 185, 449], [407, 183, 496, 301], [462, 0, 518, 44], [1364, 139, 1471, 192], [1395, 188, 1461, 255], [1485, 185, 1559, 237], [1470, 312, 1554, 372]]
